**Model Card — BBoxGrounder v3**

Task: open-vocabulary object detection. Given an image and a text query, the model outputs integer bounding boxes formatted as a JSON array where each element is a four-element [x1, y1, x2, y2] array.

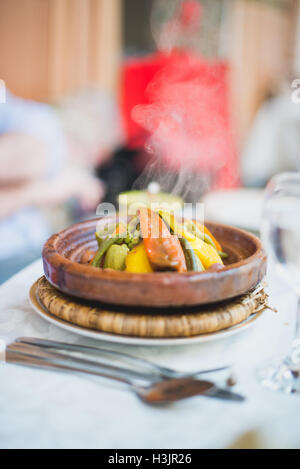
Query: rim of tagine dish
[[42, 217, 267, 307]]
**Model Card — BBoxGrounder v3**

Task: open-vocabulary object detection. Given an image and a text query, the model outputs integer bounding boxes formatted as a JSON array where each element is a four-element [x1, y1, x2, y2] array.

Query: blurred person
[[0, 91, 103, 284], [56, 89, 125, 205]]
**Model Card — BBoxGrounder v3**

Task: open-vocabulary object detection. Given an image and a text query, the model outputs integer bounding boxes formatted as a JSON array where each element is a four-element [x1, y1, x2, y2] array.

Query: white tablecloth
[[0, 259, 300, 449]]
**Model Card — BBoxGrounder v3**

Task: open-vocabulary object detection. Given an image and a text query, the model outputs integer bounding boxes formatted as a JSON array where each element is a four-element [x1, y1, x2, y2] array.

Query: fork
[[16, 336, 229, 379], [6, 342, 244, 404]]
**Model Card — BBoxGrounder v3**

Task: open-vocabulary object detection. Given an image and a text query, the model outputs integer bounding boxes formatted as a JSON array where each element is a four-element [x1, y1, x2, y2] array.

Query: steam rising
[[131, 0, 236, 202]]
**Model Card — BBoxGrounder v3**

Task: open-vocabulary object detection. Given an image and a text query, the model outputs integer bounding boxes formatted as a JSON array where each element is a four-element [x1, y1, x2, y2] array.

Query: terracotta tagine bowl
[[42, 217, 267, 307]]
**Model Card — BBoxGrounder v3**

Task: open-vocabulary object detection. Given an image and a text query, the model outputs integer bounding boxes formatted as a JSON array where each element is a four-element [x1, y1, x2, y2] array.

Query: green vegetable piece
[[159, 211, 224, 262], [218, 250, 228, 259], [127, 215, 139, 234], [182, 220, 204, 241], [203, 233, 218, 251], [103, 244, 129, 271], [184, 219, 219, 252], [179, 237, 204, 272], [92, 235, 124, 268], [125, 233, 132, 245], [195, 255, 205, 272], [95, 224, 116, 244], [95, 232, 104, 248]]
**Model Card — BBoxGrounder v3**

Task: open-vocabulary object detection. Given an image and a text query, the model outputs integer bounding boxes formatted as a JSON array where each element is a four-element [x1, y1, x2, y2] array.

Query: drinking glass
[[258, 172, 300, 393]]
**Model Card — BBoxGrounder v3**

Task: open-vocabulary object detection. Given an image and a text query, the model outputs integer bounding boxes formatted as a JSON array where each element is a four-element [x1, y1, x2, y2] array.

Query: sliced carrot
[[139, 208, 187, 272]]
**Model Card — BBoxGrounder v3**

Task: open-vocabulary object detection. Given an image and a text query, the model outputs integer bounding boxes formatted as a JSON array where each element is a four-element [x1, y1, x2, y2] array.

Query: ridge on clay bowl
[[42, 217, 267, 308]]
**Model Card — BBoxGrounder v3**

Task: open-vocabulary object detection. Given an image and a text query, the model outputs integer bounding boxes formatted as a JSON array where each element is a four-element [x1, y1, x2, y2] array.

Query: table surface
[[0, 259, 300, 449]]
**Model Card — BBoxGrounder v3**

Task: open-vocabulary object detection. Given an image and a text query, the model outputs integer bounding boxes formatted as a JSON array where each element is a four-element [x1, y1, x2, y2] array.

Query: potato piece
[[125, 242, 153, 273]]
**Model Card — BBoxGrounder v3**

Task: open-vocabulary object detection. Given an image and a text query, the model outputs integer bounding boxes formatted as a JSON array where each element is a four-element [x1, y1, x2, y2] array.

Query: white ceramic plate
[[29, 280, 264, 347]]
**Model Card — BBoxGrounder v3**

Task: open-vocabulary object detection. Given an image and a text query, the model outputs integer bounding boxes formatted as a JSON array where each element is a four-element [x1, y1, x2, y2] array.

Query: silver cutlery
[[15, 336, 229, 379], [6, 341, 245, 404], [7, 342, 156, 383]]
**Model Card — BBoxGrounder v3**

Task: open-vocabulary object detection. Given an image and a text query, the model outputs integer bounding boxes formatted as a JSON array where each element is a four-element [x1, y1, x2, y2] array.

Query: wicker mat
[[36, 276, 268, 338]]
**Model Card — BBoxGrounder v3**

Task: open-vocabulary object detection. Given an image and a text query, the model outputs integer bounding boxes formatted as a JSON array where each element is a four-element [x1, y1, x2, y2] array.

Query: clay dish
[[42, 217, 267, 307]]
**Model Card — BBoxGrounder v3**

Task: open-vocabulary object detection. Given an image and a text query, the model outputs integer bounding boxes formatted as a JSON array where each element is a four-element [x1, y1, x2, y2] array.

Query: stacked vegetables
[[91, 208, 227, 273]]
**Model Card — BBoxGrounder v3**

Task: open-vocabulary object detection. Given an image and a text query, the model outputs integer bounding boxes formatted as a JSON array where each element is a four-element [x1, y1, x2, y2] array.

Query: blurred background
[[1, 0, 300, 282]]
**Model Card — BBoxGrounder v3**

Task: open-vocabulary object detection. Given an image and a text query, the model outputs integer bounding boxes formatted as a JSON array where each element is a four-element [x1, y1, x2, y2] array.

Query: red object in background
[[120, 51, 239, 190], [120, 0, 238, 190], [120, 0, 238, 189], [121, 53, 167, 149]]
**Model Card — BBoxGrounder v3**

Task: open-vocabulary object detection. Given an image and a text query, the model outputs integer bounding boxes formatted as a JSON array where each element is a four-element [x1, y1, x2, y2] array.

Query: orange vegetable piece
[[139, 208, 187, 272]]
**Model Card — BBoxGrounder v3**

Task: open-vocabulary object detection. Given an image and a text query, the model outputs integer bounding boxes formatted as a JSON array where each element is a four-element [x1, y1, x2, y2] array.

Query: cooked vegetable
[[193, 220, 222, 252], [139, 208, 187, 272], [95, 231, 104, 248], [159, 210, 184, 236], [112, 222, 127, 236], [92, 235, 126, 268], [95, 222, 127, 246], [218, 251, 228, 259], [159, 210, 223, 269], [127, 232, 141, 250], [95, 225, 115, 246], [125, 242, 153, 273], [182, 219, 221, 254], [127, 215, 139, 234], [188, 237, 223, 269], [179, 237, 204, 272], [104, 244, 129, 271], [92, 203, 226, 273]]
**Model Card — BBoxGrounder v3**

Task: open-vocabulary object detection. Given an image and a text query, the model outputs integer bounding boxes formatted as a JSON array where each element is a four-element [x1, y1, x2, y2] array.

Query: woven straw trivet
[[37, 276, 268, 338]]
